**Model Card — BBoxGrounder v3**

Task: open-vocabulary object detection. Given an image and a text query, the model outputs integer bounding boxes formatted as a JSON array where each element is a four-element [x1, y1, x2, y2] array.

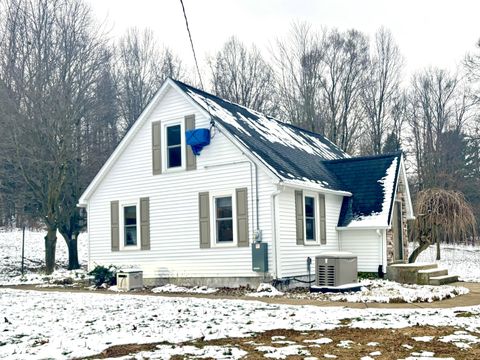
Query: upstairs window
[[123, 205, 138, 246], [215, 196, 233, 243], [304, 196, 316, 241], [166, 124, 182, 168]]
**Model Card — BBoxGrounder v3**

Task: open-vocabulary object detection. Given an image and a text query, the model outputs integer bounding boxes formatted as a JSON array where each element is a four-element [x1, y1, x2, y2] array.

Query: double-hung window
[[215, 196, 234, 244], [123, 205, 138, 247], [166, 124, 182, 168], [304, 195, 316, 242]]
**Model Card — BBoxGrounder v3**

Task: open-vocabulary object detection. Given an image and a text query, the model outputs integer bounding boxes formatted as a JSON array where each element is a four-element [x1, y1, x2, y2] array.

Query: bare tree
[[407, 68, 468, 189], [209, 36, 276, 114], [115, 28, 185, 131], [320, 29, 370, 153], [409, 189, 476, 263], [361, 28, 403, 154], [272, 22, 325, 132], [0, 0, 108, 273]]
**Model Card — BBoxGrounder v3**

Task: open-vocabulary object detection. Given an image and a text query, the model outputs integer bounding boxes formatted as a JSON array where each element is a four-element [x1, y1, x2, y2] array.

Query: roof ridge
[[322, 151, 402, 164], [171, 78, 346, 153]]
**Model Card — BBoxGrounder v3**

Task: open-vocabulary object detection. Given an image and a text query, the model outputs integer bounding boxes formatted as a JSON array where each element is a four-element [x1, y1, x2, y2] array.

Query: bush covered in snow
[[88, 265, 117, 287]]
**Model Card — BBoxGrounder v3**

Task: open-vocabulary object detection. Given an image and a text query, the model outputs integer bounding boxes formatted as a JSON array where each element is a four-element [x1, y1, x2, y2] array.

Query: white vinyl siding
[[87, 87, 276, 279], [339, 229, 385, 272], [276, 188, 342, 278]]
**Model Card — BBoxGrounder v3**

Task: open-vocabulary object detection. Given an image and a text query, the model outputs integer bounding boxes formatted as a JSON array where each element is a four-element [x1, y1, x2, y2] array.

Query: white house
[[78, 78, 414, 287]]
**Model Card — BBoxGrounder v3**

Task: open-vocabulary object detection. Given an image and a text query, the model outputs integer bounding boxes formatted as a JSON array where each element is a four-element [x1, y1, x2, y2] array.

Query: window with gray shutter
[[319, 194, 326, 244], [185, 114, 196, 170], [152, 121, 162, 175], [140, 197, 150, 250], [199, 192, 211, 248], [111, 201, 119, 251], [236, 188, 249, 247], [294, 190, 304, 245]]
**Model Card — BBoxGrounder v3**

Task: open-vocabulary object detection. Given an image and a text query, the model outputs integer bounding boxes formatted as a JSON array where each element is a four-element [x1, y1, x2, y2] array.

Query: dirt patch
[[78, 326, 480, 359]]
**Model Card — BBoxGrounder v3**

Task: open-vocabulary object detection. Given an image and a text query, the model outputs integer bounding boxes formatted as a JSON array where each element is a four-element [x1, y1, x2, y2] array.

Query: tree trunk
[[408, 240, 430, 263], [66, 233, 80, 270], [436, 236, 441, 261], [44, 228, 57, 274]]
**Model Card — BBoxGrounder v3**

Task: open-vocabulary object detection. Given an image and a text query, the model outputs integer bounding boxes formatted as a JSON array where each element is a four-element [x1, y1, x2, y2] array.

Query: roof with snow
[[173, 80, 348, 191], [173, 80, 405, 228], [79, 78, 410, 228], [324, 153, 401, 228]]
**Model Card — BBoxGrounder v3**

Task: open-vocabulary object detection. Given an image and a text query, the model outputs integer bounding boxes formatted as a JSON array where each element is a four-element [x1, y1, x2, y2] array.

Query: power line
[[179, 0, 204, 89]]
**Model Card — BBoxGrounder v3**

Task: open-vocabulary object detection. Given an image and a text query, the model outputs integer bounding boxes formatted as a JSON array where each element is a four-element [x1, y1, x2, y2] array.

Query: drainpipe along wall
[[271, 187, 282, 279]]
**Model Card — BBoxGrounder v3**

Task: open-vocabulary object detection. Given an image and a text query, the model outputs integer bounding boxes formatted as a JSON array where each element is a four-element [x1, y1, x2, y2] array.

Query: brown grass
[[78, 326, 480, 360]]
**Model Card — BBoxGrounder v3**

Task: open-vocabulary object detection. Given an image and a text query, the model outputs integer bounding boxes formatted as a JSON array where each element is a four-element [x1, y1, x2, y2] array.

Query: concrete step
[[417, 268, 449, 285], [429, 274, 459, 285], [386, 263, 439, 284]]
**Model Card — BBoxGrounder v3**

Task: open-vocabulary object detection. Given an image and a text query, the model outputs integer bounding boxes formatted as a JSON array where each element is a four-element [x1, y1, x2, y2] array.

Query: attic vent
[[186, 128, 210, 155]]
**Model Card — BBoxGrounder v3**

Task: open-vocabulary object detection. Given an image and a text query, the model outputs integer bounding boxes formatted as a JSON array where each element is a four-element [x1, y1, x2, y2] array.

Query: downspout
[[254, 162, 260, 233], [87, 202, 91, 271], [376, 229, 384, 274], [271, 188, 282, 279]]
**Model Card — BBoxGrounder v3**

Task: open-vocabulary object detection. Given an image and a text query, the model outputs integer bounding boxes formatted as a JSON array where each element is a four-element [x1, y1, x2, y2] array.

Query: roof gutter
[[282, 181, 352, 197], [336, 226, 389, 231]]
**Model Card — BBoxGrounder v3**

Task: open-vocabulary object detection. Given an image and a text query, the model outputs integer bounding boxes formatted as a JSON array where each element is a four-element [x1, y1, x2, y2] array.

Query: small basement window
[[123, 205, 138, 246], [215, 196, 234, 243], [304, 196, 316, 241], [166, 124, 182, 168]]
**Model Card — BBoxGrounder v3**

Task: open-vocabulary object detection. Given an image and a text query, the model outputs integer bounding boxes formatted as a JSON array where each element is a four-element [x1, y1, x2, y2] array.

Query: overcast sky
[[86, 0, 480, 79]]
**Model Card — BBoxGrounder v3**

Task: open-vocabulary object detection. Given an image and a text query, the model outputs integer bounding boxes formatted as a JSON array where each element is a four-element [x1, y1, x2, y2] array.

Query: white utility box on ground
[[116, 269, 143, 290]]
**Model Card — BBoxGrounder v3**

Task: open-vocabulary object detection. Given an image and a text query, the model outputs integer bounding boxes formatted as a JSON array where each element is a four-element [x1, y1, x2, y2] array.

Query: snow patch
[[151, 284, 218, 294], [255, 345, 310, 359], [304, 338, 333, 345], [246, 283, 284, 297], [409, 242, 480, 282]]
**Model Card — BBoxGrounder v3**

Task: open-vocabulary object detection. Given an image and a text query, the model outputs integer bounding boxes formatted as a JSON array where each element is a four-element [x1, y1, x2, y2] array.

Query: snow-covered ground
[[409, 242, 480, 282], [0, 228, 88, 285], [288, 279, 469, 303], [1, 288, 480, 359]]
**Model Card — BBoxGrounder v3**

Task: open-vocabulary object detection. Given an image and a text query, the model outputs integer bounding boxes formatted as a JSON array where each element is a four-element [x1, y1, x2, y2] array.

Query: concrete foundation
[[143, 275, 273, 288]]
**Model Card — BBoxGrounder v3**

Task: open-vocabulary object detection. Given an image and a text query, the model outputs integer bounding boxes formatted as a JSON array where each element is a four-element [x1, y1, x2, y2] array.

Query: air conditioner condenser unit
[[315, 252, 357, 287]]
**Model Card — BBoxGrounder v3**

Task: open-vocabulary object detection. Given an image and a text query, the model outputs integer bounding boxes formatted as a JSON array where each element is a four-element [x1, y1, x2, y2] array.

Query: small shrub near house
[[89, 265, 117, 287]]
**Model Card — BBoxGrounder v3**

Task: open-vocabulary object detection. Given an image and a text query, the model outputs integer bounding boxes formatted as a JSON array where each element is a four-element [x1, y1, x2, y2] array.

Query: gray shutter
[[199, 192, 210, 248], [236, 188, 249, 247], [140, 197, 150, 250], [295, 190, 304, 245], [319, 194, 327, 244], [185, 114, 196, 171], [152, 121, 162, 175], [111, 201, 119, 251]]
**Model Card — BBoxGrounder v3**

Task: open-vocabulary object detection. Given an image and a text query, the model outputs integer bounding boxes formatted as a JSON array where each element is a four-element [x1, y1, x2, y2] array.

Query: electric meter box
[[252, 242, 268, 272]]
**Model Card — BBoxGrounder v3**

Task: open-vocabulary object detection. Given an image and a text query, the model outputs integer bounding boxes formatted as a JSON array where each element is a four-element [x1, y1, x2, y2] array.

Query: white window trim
[[119, 199, 141, 251], [210, 190, 237, 248], [304, 191, 320, 245], [162, 118, 186, 173]]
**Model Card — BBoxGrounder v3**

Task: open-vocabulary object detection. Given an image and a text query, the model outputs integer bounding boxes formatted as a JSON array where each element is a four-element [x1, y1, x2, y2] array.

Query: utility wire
[[179, 0, 204, 89]]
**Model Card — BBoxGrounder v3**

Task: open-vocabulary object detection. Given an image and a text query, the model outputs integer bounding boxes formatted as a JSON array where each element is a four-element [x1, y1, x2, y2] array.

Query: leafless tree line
[[1, 0, 480, 272]]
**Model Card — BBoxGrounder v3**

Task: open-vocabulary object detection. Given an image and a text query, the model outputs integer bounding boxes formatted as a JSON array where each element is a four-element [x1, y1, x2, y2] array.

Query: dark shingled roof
[[173, 79, 348, 191], [172, 79, 402, 227], [323, 153, 401, 227]]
